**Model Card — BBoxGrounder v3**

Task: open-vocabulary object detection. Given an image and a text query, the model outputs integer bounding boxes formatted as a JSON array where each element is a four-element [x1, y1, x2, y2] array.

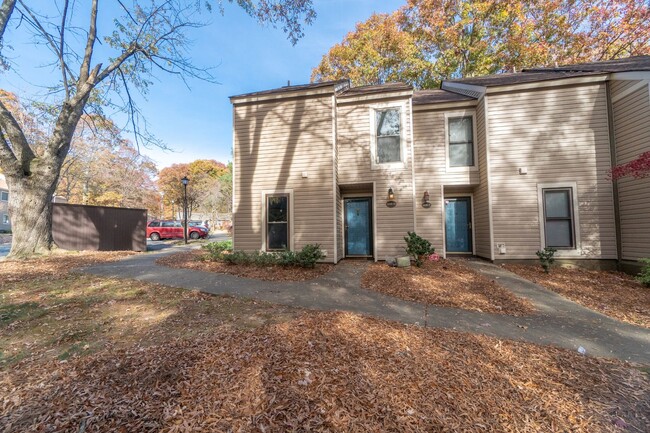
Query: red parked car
[[147, 220, 208, 241]]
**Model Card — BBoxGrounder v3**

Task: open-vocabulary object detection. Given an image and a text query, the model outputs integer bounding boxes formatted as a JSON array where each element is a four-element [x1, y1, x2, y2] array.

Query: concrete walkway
[[81, 246, 650, 365]]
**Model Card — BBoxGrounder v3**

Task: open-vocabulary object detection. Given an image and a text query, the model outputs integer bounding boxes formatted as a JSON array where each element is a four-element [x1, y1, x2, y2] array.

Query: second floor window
[[375, 108, 401, 164], [448, 116, 475, 167], [0, 191, 7, 201]]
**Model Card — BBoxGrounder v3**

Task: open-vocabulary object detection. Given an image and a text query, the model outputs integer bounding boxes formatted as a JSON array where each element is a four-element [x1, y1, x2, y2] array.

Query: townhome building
[[230, 56, 650, 271]]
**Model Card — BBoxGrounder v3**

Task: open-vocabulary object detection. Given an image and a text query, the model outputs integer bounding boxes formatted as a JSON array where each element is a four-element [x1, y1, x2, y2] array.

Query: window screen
[[543, 188, 575, 248], [448, 116, 474, 167], [267, 195, 289, 250], [375, 109, 401, 164]]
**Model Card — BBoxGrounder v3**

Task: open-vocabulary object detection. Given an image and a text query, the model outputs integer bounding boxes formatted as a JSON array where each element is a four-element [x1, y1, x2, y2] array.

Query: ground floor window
[[2, 214, 8, 225], [266, 194, 289, 251], [542, 187, 575, 248]]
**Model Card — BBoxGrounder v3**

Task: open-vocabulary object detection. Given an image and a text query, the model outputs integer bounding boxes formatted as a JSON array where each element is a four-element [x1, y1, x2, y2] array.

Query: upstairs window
[[543, 188, 575, 249], [375, 108, 401, 164], [0, 191, 7, 201], [448, 116, 475, 167]]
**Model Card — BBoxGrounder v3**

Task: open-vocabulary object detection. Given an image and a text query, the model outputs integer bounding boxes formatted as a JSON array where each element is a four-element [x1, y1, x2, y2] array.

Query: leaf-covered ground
[[362, 259, 534, 316], [2, 254, 648, 432], [2, 312, 648, 432], [157, 250, 335, 281], [504, 264, 650, 328], [0, 252, 299, 367]]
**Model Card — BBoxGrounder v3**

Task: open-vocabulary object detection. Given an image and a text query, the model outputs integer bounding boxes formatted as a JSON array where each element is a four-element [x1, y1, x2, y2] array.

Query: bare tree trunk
[[6, 161, 60, 256]]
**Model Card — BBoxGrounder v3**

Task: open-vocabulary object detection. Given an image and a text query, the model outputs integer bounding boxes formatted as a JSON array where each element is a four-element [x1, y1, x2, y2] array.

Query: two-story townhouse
[[0, 174, 10, 232], [230, 56, 650, 271]]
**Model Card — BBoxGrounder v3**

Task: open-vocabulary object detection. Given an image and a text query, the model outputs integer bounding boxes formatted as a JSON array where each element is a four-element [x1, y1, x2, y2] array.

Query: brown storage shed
[[52, 203, 147, 252]]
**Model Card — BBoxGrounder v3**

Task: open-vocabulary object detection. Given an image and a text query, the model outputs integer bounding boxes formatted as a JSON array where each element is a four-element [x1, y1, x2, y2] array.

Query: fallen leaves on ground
[[157, 250, 334, 281], [2, 312, 648, 432], [362, 259, 534, 316], [504, 264, 650, 328], [0, 250, 135, 283]]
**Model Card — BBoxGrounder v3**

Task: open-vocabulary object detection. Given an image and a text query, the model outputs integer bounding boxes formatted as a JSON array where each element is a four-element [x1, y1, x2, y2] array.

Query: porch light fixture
[[422, 190, 431, 208], [386, 186, 397, 208]]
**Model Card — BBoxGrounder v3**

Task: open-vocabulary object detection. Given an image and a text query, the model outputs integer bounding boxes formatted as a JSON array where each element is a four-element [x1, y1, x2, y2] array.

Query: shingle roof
[[338, 82, 413, 98], [412, 89, 476, 105], [524, 55, 650, 73], [445, 56, 650, 88], [230, 79, 350, 99], [445, 70, 605, 87]]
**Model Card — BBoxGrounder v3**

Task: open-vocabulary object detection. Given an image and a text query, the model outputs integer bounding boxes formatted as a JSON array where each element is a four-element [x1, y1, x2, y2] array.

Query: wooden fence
[[52, 203, 147, 251]]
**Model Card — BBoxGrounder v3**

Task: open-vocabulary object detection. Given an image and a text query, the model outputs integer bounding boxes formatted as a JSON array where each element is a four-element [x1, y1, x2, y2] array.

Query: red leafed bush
[[610, 151, 650, 180]]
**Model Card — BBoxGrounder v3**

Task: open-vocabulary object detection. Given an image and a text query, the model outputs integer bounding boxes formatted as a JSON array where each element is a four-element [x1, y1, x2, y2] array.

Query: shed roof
[[524, 55, 650, 73]]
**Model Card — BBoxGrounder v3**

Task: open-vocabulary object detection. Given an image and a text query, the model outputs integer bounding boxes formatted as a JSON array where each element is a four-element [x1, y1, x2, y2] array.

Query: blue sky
[[0, 0, 404, 169]]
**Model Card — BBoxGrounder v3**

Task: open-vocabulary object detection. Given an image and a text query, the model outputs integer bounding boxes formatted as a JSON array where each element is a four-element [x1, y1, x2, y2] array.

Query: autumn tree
[[0, 0, 315, 257], [158, 159, 227, 220], [312, 0, 650, 87]]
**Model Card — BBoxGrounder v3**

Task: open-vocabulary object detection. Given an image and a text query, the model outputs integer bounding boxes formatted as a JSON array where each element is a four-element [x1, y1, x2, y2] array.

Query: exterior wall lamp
[[386, 186, 396, 208], [422, 190, 431, 208]]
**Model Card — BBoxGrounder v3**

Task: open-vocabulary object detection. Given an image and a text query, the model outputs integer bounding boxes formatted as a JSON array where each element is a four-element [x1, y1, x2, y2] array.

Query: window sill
[[371, 161, 406, 170], [446, 166, 478, 173]]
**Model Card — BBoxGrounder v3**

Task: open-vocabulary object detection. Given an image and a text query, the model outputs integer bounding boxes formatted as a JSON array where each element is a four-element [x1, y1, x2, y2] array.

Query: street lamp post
[[181, 176, 189, 244]]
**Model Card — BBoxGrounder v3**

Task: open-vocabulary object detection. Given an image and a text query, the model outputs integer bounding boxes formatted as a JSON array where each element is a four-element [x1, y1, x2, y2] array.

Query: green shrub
[[404, 232, 435, 267], [218, 244, 325, 268], [637, 258, 650, 287], [203, 240, 233, 260], [295, 244, 326, 268], [536, 247, 557, 273]]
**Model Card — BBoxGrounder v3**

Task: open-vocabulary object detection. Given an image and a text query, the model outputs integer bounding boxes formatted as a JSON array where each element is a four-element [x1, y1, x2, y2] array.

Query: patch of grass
[[0, 255, 300, 370], [0, 302, 44, 326]]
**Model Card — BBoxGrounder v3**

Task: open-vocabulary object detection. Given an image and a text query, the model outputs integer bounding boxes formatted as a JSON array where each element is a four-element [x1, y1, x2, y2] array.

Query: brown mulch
[[157, 250, 334, 281], [0, 250, 136, 284], [504, 264, 650, 328], [362, 259, 534, 316], [2, 312, 648, 432]]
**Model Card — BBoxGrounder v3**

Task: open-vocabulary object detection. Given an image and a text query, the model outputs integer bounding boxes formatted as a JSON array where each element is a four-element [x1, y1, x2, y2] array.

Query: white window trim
[[261, 189, 295, 252], [369, 100, 408, 170], [444, 110, 478, 172], [537, 182, 582, 257]]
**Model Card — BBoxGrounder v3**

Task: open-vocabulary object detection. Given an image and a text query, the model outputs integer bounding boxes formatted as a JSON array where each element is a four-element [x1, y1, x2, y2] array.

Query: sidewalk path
[[81, 247, 650, 365]]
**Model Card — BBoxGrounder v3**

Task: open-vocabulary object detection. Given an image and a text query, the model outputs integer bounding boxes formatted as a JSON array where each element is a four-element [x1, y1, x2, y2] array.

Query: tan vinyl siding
[[488, 84, 617, 259], [473, 97, 491, 259], [612, 80, 650, 261], [412, 104, 482, 255], [337, 98, 414, 259], [233, 95, 336, 261], [610, 79, 639, 95]]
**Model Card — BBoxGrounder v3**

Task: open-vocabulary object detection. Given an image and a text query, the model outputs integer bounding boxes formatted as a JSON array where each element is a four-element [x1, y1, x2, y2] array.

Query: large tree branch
[[59, 0, 70, 99], [0, 98, 34, 172], [0, 128, 21, 175], [79, 0, 98, 84], [0, 0, 15, 42]]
